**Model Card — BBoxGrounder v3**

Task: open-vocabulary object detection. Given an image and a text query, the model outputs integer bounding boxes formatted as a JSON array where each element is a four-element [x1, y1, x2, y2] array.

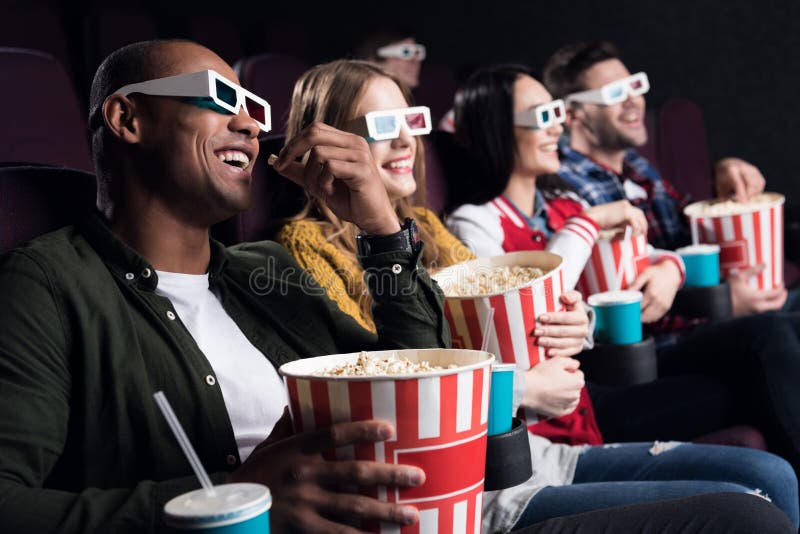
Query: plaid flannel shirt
[[557, 140, 702, 345], [557, 139, 693, 251]]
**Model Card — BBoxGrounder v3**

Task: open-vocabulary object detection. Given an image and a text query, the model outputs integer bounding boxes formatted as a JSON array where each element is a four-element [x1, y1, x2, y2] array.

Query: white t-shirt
[[155, 270, 286, 462]]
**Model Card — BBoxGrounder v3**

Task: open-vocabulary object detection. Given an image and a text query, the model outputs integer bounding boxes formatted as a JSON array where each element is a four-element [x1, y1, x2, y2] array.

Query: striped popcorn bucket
[[280, 348, 494, 534], [577, 230, 650, 296], [685, 193, 784, 290], [432, 251, 563, 371]]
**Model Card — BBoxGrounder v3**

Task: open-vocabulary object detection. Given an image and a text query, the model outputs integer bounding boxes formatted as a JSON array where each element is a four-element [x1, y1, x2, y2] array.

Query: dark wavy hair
[[451, 64, 576, 210], [452, 64, 531, 207]]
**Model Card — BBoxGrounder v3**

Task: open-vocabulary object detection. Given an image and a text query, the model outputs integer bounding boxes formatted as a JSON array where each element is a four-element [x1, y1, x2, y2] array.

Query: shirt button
[[533, 234, 543, 242], [142, 268, 152, 278], [226, 454, 238, 466], [125, 272, 135, 281], [392, 264, 402, 274], [205, 374, 216, 386], [166, 310, 176, 321]]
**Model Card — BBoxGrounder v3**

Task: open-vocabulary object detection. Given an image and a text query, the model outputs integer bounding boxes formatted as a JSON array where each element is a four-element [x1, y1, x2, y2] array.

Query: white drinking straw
[[481, 307, 496, 352], [154, 391, 216, 496], [614, 225, 633, 291]]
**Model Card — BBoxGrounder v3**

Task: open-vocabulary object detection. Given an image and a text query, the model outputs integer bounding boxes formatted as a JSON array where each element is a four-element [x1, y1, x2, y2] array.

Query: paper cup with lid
[[676, 244, 721, 287], [163, 482, 271, 533], [588, 289, 643, 345]]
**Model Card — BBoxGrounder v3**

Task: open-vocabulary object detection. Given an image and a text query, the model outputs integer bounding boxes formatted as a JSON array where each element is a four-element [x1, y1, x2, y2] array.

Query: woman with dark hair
[[448, 65, 656, 446], [448, 64, 649, 264], [443, 64, 799, 529]]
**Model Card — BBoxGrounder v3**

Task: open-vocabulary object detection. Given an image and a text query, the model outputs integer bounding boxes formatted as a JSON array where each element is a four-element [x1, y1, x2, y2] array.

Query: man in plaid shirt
[[557, 140, 692, 252], [543, 40, 787, 318]]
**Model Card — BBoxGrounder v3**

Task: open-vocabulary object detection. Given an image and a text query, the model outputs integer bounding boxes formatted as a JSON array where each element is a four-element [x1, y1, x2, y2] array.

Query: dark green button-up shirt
[[0, 213, 450, 533]]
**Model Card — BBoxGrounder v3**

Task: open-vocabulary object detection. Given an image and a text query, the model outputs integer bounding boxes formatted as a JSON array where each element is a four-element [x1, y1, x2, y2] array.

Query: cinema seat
[[0, 165, 96, 253], [235, 54, 311, 137], [0, 49, 92, 171]]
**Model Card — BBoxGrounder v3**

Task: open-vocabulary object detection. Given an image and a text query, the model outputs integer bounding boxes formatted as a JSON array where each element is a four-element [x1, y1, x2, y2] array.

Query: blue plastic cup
[[488, 363, 516, 436], [164, 483, 271, 533], [676, 244, 721, 288], [588, 290, 643, 345]]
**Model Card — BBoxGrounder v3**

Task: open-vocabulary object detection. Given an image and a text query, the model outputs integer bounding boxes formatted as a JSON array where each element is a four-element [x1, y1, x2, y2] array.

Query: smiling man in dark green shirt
[[0, 40, 450, 533]]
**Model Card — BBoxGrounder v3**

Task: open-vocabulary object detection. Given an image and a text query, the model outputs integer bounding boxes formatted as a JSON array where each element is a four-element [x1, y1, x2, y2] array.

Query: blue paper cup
[[588, 290, 643, 345], [164, 483, 271, 533], [488, 363, 516, 436], [676, 244, 721, 288]]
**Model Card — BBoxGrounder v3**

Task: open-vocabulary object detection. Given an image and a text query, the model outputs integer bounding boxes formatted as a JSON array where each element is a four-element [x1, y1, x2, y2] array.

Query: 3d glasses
[[376, 43, 427, 61], [347, 106, 432, 142], [514, 99, 566, 130], [113, 69, 271, 133], [566, 72, 650, 106]]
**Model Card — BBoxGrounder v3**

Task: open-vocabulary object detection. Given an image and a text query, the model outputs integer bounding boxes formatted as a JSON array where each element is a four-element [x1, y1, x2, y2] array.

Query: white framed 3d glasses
[[566, 72, 650, 106], [514, 99, 566, 130], [113, 69, 272, 133], [376, 43, 427, 61], [347, 106, 432, 142]]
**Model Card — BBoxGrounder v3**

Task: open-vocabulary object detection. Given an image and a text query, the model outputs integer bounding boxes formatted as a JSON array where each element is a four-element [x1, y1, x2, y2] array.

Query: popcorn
[[684, 193, 783, 217], [315, 351, 458, 377], [439, 266, 547, 297]]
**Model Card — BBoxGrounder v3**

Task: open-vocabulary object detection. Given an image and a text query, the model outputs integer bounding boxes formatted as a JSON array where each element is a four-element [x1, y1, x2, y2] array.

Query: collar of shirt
[[78, 211, 229, 292], [558, 138, 658, 202], [501, 191, 552, 238], [558, 137, 645, 174]]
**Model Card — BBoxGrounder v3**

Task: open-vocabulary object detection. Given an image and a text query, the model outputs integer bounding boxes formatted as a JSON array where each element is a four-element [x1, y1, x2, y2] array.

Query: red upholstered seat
[[0, 5, 73, 73], [415, 62, 457, 125], [0, 48, 92, 171], [658, 97, 714, 202], [235, 54, 311, 138], [692, 425, 767, 451], [88, 7, 157, 78]]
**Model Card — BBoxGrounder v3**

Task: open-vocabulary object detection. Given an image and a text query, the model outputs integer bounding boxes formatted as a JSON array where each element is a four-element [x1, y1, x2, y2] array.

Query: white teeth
[[217, 150, 250, 169], [387, 159, 412, 169], [541, 143, 558, 152]]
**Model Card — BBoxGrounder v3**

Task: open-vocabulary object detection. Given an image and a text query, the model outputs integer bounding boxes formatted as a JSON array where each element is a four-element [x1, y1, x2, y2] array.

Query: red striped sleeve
[[561, 215, 599, 246]]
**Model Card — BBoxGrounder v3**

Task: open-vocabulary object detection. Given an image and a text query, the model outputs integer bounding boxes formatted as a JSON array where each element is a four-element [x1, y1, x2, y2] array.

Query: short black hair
[[452, 64, 533, 207], [88, 39, 193, 177], [542, 41, 620, 99], [352, 27, 415, 60]]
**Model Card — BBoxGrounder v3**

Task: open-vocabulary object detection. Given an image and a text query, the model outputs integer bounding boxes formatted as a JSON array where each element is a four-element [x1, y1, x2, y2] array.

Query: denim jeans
[[513, 442, 799, 529], [590, 311, 800, 476], [513, 493, 793, 534]]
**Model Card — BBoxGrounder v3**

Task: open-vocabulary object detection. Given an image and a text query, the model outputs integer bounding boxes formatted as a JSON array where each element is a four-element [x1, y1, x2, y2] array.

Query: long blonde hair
[[285, 59, 443, 320]]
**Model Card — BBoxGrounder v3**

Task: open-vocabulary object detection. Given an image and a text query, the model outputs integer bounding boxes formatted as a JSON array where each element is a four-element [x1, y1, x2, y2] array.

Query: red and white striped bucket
[[432, 251, 563, 371], [280, 348, 494, 534], [685, 193, 784, 290], [577, 230, 650, 296]]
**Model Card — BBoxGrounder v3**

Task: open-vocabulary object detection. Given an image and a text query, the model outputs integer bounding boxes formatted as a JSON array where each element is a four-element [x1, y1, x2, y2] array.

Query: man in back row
[[543, 40, 789, 317], [0, 39, 793, 533]]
